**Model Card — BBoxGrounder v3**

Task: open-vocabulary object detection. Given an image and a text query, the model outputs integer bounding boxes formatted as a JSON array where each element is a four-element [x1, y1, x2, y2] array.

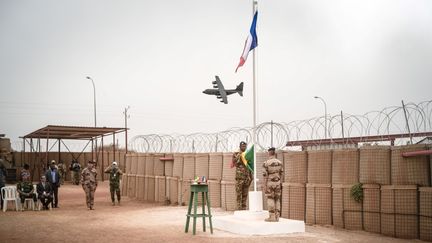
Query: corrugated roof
[[22, 125, 127, 140]]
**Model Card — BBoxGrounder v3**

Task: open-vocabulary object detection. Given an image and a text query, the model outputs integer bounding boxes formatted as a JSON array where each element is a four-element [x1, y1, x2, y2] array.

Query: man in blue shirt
[[45, 160, 61, 208]]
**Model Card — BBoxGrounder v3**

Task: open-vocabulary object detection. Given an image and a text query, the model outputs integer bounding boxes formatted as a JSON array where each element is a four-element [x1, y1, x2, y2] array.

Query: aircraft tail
[[236, 82, 244, 97]]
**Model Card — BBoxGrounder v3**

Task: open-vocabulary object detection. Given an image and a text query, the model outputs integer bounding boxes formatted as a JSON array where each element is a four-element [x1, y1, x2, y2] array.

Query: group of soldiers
[[232, 141, 283, 222], [11, 158, 123, 211]]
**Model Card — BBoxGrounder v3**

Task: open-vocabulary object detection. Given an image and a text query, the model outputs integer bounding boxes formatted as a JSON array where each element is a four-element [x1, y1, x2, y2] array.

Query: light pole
[[86, 76, 97, 127], [314, 96, 327, 139], [123, 106, 130, 153]]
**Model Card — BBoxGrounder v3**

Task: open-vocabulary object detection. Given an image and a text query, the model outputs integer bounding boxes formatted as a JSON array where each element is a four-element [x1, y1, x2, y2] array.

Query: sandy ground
[[0, 182, 426, 243]]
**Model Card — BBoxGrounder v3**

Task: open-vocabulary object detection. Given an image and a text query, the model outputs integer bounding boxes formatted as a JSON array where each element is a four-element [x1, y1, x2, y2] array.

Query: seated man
[[37, 175, 53, 210], [16, 173, 37, 211]]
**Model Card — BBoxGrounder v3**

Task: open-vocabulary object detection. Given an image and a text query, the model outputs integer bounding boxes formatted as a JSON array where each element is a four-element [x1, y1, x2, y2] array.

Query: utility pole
[[123, 106, 130, 153]]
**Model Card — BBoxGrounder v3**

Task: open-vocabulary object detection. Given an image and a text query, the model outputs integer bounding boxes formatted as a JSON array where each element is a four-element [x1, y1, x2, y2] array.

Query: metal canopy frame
[[21, 125, 128, 182]]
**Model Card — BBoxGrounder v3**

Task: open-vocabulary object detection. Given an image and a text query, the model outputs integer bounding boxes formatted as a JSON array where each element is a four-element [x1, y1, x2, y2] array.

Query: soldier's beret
[[268, 147, 276, 152]]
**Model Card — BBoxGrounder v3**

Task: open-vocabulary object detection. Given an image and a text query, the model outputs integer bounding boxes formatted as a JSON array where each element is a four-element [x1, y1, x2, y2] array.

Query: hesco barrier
[[145, 155, 154, 176], [153, 153, 165, 176], [306, 183, 332, 225], [222, 153, 235, 181], [332, 149, 359, 184], [182, 154, 195, 180], [136, 175, 145, 200], [179, 179, 192, 206], [137, 154, 146, 176], [363, 184, 381, 234], [125, 154, 132, 174], [121, 174, 128, 196], [380, 185, 418, 239], [419, 187, 432, 241], [359, 146, 391, 185], [164, 159, 174, 177], [131, 154, 138, 175], [307, 150, 332, 184], [283, 151, 307, 184], [155, 176, 166, 202], [221, 180, 236, 211], [281, 182, 306, 221], [144, 175, 155, 202], [255, 152, 267, 183], [195, 153, 209, 179], [167, 177, 179, 205], [127, 174, 136, 198], [208, 153, 223, 180], [208, 179, 221, 208], [391, 144, 430, 186], [172, 153, 183, 178], [332, 184, 362, 230]]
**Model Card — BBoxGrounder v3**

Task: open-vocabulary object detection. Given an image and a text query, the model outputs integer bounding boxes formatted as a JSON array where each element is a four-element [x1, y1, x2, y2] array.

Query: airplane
[[202, 76, 243, 104]]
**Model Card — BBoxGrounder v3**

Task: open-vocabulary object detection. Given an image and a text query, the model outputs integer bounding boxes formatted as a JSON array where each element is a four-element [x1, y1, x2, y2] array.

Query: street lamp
[[86, 76, 97, 127], [314, 96, 327, 139]]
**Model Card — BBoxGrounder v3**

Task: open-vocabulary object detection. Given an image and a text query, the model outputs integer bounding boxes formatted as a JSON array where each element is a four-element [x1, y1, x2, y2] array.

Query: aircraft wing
[[215, 76, 228, 104]]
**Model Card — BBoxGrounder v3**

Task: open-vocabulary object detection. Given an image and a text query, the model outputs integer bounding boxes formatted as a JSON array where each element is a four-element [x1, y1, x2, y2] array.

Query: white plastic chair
[[33, 184, 40, 211], [1, 186, 19, 212], [20, 184, 36, 211]]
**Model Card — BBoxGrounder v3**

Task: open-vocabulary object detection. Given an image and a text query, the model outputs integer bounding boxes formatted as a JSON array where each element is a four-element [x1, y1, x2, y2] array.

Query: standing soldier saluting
[[104, 161, 123, 206], [262, 147, 283, 222], [232, 141, 252, 210], [81, 160, 98, 210]]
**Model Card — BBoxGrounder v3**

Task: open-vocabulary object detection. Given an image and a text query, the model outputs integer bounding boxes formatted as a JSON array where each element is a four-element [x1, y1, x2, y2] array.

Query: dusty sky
[[1, 0, 431, 150]]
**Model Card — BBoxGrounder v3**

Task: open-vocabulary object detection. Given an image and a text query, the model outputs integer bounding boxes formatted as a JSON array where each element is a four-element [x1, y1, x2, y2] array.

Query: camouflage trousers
[[83, 183, 97, 208], [110, 184, 121, 203], [235, 177, 252, 210], [265, 184, 282, 220], [72, 171, 80, 185], [60, 172, 66, 184]]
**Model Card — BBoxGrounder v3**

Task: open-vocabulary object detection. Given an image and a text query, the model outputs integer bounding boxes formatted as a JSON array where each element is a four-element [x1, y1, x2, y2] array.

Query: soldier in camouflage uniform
[[262, 147, 283, 222], [104, 161, 123, 205], [80, 160, 98, 210], [70, 159, 81, 185], [16, 173, 37, 211], [57, 160, 67, 185], [232, 141, 252, 210]]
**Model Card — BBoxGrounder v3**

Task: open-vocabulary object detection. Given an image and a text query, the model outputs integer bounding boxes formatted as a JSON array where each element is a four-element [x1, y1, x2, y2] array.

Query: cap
[[112, 161, 118, 166], [88, 160, 96, 164], [240, 141, 247, 146], [50, 160, 56, 164], [268, 147, 276, 152]]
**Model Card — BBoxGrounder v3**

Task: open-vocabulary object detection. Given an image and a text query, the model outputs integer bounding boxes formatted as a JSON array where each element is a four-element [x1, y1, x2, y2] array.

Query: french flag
[[236, 11, 258, 73]]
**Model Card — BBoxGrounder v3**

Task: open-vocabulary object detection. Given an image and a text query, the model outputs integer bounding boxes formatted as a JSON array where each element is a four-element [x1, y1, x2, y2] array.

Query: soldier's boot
[[265, 212, 277, 222], [275, 209, 280, 222]]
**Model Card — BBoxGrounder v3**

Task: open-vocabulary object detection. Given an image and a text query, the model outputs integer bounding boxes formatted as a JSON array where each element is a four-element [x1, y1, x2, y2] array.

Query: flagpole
[[252, 0, 257, 192]]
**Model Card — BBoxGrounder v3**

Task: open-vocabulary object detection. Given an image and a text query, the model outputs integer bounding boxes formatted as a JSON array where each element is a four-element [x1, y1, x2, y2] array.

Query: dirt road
[[0, 182, 421, 243]]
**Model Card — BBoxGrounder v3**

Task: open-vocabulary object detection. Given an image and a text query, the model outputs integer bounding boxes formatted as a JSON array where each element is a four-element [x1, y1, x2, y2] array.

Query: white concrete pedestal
[[213, 190, 305, 235]]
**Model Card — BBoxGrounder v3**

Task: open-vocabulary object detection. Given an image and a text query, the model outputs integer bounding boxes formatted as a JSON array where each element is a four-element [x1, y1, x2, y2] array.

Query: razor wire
[[129, 99, 432, 153]]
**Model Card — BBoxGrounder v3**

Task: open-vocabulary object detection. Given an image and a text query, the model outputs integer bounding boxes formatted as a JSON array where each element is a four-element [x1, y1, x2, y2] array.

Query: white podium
[[213, 191, 305, 235]]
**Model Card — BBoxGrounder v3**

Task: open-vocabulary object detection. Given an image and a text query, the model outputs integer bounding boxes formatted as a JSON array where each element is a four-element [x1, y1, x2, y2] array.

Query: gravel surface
[[0, 182, 424, 243]]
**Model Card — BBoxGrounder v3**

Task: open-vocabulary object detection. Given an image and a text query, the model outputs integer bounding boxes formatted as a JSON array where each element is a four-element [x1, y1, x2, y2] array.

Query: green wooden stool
[[185, 183, 213, 235]]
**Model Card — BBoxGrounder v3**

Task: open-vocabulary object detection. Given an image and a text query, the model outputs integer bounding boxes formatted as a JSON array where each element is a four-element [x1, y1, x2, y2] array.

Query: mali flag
[[240, 145, 254, 172]]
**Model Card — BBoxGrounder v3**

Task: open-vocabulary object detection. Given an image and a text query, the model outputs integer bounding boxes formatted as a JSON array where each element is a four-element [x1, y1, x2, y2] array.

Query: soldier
[[262, 147, 283, 222], [57, 160, 67, 185], [104, 161, 123, 205], [70, 159, 81, 185], [80, 160, 98, 210], [16, 172, 37, 211], [232, 141, 252, 210]]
